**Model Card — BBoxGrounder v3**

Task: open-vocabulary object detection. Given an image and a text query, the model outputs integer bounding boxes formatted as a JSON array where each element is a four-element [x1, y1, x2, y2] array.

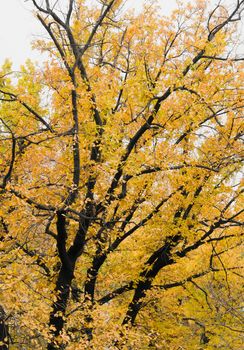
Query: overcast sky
[[0, 0, 183, 68], [0, 0, 239, 69]]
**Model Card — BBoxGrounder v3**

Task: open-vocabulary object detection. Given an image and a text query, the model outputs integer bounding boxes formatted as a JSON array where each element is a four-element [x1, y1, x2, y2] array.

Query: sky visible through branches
[[1, 0, 238, 68]]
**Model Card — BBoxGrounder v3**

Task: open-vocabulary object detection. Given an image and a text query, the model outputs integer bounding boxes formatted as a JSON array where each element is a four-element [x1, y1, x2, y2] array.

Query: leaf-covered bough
[[0, 1, 243, 349]]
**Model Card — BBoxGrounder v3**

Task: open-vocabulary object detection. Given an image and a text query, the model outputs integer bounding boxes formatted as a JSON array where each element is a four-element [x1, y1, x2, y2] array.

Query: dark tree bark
[[48, 266, 74, 350], [0, 306, 9, 350], [122, 235, 181, 326]]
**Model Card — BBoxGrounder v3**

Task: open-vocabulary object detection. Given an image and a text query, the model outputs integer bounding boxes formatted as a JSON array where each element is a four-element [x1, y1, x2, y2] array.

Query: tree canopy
[[0, 0, 243, 349]]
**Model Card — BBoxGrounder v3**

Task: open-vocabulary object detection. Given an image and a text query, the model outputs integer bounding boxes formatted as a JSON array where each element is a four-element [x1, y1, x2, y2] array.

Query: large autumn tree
[[0, 0, 243, 349]]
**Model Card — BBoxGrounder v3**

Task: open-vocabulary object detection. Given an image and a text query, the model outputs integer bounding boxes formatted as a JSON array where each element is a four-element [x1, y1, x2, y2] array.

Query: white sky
[[0, 0, 240, 69], [0, 0, 39, 67]]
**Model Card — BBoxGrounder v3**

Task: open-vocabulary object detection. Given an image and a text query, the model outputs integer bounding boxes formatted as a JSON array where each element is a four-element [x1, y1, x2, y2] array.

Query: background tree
[[0, 0, 243, 349]]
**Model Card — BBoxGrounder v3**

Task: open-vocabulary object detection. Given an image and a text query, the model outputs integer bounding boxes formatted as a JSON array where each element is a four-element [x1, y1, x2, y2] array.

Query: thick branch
[[0, 119, 16, 189], [0, 89, 53, 132]]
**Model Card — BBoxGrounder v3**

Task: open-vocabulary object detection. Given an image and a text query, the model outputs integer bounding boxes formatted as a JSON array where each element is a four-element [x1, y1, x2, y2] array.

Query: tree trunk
[[0, 306, 9, 350], [48, 266, 74, 350]]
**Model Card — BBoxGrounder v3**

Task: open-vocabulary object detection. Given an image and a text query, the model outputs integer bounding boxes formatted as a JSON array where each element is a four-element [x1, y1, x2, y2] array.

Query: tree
[[0, 0, 243, 349]]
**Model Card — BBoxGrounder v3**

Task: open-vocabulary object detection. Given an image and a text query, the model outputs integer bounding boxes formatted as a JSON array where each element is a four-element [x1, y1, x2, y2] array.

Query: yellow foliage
[[0, 0, 243, 349]]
